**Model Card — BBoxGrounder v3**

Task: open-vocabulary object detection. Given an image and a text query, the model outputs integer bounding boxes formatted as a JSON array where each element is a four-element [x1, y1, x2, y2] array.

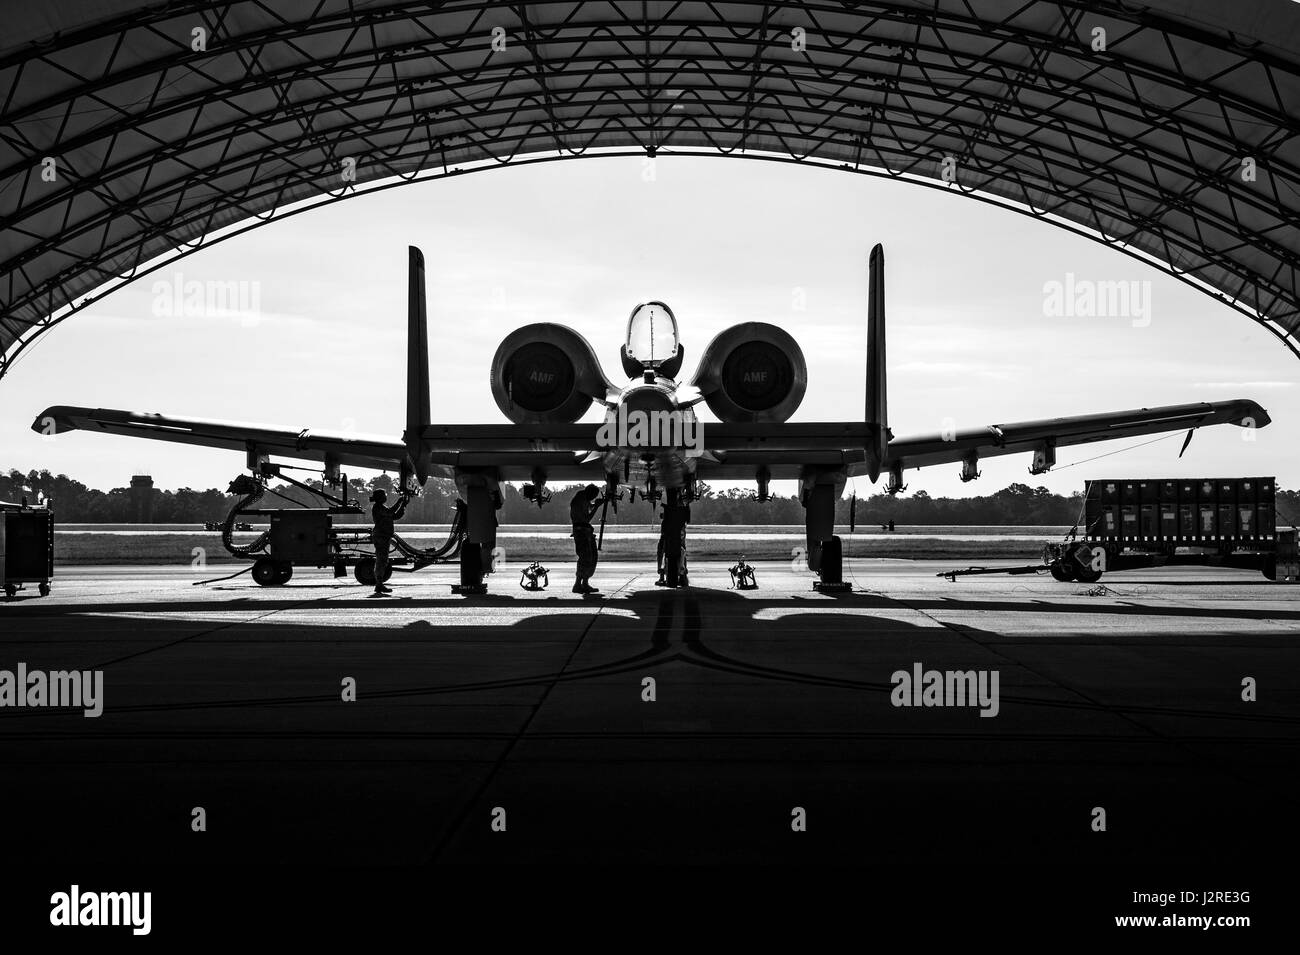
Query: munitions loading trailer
[[1, 500, 54, 598], [207, 469, 466, 587], [941, 476, 1289, 584], [1076, 476, 1281, 580]]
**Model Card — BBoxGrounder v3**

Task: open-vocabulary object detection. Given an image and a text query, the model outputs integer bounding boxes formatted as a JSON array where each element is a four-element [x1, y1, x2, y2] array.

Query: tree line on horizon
[[6, 467, 1300, 527]]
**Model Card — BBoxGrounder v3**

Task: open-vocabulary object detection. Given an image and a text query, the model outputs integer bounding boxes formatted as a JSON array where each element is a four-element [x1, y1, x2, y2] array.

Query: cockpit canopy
[[624, 301, 679, 369]]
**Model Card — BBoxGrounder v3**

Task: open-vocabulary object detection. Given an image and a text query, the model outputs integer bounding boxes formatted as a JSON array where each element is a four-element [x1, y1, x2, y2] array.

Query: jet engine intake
[[690, 322, 807, 423], [490, 323, 612, 423]]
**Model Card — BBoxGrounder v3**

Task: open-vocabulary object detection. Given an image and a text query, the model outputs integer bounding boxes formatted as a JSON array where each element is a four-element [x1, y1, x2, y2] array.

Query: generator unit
[[269, 509, 333, 564], [1, 502, 54, 598]]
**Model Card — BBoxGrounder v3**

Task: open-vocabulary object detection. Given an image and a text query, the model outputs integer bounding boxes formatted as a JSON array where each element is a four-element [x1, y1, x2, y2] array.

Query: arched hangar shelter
[[2, 0, 1299, 379]]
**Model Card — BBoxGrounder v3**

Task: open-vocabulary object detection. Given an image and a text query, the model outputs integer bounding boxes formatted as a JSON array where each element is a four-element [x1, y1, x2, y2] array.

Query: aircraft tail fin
[[866, 243, 889, 480], [405, 246, 431, 485]]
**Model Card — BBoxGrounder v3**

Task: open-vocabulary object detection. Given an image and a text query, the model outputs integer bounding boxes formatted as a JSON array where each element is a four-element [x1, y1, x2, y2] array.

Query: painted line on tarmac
[[425, 571, 643, 862]]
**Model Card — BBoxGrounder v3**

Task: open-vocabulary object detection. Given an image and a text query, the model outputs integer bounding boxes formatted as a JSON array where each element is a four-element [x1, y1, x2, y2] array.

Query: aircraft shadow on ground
[[2, 578, 1295, 866], [3, 584, 1295, 726], [7, 576, 1300, 624]]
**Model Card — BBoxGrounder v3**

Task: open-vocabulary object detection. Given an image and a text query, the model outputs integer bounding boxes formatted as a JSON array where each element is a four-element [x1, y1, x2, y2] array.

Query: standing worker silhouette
[[369, 487, 408, 596], [570, 483, 604, 594], [656, 494, 691, 587]]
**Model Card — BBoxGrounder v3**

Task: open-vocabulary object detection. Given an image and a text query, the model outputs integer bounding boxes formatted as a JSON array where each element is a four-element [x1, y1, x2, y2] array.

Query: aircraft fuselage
[[596, 375, 702, 492]]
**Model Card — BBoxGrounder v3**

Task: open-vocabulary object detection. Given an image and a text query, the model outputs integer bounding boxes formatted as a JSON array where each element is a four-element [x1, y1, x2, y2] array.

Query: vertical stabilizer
[[405, 246, 431, 484], [866, 243, 889, 480]]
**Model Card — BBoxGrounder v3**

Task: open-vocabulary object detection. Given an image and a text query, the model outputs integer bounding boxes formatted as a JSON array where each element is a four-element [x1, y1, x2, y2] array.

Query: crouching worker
[[369, 488, 408, 596], [570, 483, 604, 594]]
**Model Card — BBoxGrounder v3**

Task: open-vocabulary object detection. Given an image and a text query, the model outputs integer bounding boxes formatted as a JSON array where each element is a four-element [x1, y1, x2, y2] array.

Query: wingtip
[[1236, 399, 1271, 429], [30, 406, 74, 435]]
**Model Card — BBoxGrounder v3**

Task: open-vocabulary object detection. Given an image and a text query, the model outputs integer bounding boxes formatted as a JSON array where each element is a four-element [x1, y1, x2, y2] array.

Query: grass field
[[53, 524, 1059, 565]]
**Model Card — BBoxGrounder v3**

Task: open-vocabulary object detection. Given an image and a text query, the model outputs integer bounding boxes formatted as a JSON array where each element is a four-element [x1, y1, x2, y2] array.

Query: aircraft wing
[[419, 421, 871, 481], [32, 406, 411, 474], [867, 398, 1268, 476], [682, 398, 1267, 482], [33, 397, 1269, 486], [30, 409, 615, 482], [422, 397, 1267, 483]]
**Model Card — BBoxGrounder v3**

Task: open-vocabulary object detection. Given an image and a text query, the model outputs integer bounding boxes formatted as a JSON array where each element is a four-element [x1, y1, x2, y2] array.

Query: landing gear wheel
[[3, 584, 16, 598], [252, 558, 281, 587], [38, 583, 50, 597], [274, 562, 293, 585], [1074, 565, 1103, 584], [1049, 562, 1075, 582]]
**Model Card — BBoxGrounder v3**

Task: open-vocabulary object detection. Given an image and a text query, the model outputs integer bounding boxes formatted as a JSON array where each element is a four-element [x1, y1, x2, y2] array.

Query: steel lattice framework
[[2, 0, 1299, 380]]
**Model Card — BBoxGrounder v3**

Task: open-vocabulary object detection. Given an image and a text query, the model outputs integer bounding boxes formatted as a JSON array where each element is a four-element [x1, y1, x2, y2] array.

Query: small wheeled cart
[[1, 500, 55, 598]]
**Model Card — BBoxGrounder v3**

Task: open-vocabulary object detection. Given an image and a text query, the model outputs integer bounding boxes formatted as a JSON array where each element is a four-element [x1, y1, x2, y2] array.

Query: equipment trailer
[[1, 499, 54, 598], [940, 476, 1290, 584], [208, 471, 465, 586]]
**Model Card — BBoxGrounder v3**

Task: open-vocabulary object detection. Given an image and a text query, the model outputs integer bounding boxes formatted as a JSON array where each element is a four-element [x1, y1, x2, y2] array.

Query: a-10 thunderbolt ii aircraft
[[34, 245, 1270, 592]]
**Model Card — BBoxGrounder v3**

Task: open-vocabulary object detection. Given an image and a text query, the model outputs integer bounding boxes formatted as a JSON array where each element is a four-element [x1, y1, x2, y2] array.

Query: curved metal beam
[[5, 147, 1297, 385], [1, 0, 1297, 378]]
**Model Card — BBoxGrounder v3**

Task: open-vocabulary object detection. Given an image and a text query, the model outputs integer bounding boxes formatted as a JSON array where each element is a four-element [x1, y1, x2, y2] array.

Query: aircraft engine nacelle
[[690, 322, 807, 423], [490, 323, 612, 424]]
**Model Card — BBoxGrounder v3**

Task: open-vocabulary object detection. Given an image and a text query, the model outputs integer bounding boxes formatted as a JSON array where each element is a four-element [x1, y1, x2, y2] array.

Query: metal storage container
[[1, 503, 55, 598]]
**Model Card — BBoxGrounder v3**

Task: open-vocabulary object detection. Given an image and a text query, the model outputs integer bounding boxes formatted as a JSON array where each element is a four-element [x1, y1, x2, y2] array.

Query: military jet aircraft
[[33, 245, 1270, 592]]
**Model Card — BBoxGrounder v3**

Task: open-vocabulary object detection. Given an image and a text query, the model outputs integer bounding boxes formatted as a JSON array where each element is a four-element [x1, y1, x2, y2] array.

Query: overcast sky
[[2, 155, 1294, 500]]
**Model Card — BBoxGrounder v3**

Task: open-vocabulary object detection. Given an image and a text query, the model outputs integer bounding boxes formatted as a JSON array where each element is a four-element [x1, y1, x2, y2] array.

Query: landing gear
[[660, 551, 688, 588], [656, 488, 690, 588], [451, 473, 502, 594], [802, 471, 851, 592], [453, 542, 489, 595], [813, 536, 850, 593]]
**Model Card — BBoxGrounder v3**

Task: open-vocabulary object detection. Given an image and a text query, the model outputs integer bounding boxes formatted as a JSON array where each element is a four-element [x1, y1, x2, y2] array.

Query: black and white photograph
[[0, 0, 1295, 938]]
